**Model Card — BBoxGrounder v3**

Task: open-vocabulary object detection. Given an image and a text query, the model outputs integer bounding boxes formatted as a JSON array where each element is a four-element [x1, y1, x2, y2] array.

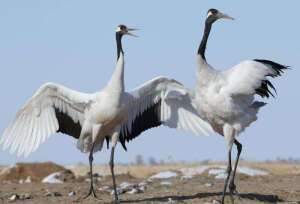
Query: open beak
[[218, 12, 235, 20], [126, 28, 139, 37]]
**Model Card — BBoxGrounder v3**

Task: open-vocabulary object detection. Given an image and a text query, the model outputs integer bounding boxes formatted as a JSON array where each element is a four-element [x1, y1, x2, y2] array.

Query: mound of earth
[[0, 162, 74, 182]]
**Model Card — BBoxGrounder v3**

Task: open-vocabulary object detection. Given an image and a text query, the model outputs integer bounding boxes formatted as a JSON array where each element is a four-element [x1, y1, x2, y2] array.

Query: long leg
[[229, 139, 242, 196], [221, 124, 234, 204], [221, 150, 232, 204], [110, 146, 119, 203], [83, 142, 97, 199]]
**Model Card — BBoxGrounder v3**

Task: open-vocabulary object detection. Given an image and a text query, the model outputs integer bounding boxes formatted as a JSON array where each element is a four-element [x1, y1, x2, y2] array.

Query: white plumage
[[0, 24, 212, 202], [194, 9, 289, 203]]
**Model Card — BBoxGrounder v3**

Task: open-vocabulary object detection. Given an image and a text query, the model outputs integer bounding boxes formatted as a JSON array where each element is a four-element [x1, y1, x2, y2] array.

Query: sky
[[0, 1, 299, 165]]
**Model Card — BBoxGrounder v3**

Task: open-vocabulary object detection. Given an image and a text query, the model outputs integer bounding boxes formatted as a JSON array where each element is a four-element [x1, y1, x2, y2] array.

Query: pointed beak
[[218, 12, 235, 20], [126, 28, 139, 37]]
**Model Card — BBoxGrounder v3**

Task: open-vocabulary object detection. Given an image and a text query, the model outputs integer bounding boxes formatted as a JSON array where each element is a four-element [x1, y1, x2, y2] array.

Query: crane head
[[206, 9, 234, 24], [116, 24, 139, 37]]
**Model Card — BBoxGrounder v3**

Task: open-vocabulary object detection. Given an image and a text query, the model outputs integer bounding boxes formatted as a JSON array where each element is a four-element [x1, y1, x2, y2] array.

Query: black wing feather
[[55, 108, 81, 139], [119, 100, 162, 150]]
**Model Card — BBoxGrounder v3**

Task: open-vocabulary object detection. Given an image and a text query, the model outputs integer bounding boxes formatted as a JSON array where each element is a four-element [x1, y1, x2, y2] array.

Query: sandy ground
[[1, 162, 300, 204]]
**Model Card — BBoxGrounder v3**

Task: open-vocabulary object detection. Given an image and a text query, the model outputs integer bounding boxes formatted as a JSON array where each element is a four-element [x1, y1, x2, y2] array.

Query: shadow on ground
[[121, 192, 283, 203]]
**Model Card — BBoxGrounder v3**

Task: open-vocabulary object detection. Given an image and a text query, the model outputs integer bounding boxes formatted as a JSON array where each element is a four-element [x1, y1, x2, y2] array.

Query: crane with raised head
[[194, 9, 289, 203], [0, 24, 213, 204]]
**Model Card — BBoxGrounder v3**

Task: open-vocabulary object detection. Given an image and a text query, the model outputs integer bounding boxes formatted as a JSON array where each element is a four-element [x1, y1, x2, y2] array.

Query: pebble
[[126, 188, 141, 194], [43, 192, 53, 197], [160, 181, 173, 187], [9, 194, 19, 201], [120, 182, 136, 190], [168, 197, 174, 203], [99, 186, 110, 191], [111, 188, 123, 195], [68, 191, 76, 196], [25, 176, 31, 183]]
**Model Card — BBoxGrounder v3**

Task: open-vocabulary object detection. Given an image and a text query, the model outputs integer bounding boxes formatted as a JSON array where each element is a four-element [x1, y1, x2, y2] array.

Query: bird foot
[[83, 186, 98, 199], [229, 182, 241, 200]]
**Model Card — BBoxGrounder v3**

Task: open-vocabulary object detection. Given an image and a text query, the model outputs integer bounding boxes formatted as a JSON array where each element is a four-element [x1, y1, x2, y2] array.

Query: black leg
[[109, 146, 119, 203], [221, 150, 232, 204], [229, 139, 242, 196], [83, 143, 97, 199]]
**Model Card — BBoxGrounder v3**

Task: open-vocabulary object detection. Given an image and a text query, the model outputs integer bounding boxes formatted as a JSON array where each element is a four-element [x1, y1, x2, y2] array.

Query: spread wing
[[119, 76, 213, 150], [0, 82, 95, 157], [221, 59, 289, 98]]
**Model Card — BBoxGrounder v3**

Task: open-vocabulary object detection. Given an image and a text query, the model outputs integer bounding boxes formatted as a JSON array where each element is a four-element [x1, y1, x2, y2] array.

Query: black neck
[[197, 21, 212, 61], [116, 32, 124, 60]]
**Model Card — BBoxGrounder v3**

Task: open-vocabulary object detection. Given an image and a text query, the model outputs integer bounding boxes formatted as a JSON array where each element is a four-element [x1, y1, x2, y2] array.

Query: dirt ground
[[1, 162, 300, 204]]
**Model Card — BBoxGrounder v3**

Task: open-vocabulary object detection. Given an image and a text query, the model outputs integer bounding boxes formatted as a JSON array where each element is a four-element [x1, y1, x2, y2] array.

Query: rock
[[19, 193, 32, 200], [68, 191, 76, 196], [180, 175, 194, 180], [160, 181, 173, 187], [150, 171, 178, 179], [85, 178, 91, 182], [111, 188, 123, 195], [42, 172, 63, 184], [139, 186, 147, 191], [9, 194, 19, 201], [127, 188, 141, 194], [120, 182, 136, 190], [168, 197, 174, 203], [19, 179, 24, 184], [205, 183, 213, 187], [25, 176, 31, 183], [43, 192, 53, 197]]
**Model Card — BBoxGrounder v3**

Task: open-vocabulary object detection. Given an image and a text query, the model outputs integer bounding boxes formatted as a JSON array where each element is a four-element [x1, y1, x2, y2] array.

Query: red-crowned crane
[[194, 9, 289, 203], [0, 25, 213, 203]]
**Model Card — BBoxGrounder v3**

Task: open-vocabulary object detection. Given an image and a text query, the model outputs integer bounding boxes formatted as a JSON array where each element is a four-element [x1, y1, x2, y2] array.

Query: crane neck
[[116, 32, 124, 60], [197, 21, 212, 61]]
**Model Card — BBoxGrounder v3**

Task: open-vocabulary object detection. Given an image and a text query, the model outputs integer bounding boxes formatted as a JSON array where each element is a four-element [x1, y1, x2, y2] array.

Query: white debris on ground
[[42, 172, 63, 184], [120, 182, 136, 190], [204, 200, 220, 204], [138, 181, 148, 187], [208, 169, 227, 179], [149, 171, 178, 179], [180, 165, 269, 179], [168, 197, 175, 203], [99, 186, 110, 191], [127, 188, 141, 194], [180, 166, 211, 176], [180, 175, 194, 180], [111, 187, 123, 195], [9, 194, 19, 201], [25, 176, 31, 183], [160, 181, 173, 186], [237, 166, 269, 176], [68, 191, 76, 196]]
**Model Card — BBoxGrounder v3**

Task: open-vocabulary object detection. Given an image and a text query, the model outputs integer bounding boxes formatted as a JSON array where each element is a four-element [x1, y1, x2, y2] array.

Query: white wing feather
[[121, 76, 213, 138], [0, 82, 94, 157]]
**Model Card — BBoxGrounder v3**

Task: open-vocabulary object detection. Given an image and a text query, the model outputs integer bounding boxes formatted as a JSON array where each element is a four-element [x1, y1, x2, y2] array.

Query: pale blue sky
[[0, 1, 299, 165]]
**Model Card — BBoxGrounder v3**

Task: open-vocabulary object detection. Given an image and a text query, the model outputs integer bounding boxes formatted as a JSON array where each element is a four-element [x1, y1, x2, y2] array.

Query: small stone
[[160, 181, 173, 187], [19, 179, 24, 184], [205, 183, 213, 187], [111, 188, 123, 195], [168, 197, 174, 203], [99, 186, 110, 191], [139, 186, 147, 191], [68, 191, 76, 196], [9, 194, 19, 201], [85, 178, 91, 182], [120, 182, 136, 190], [25, 176, 31, 183], [43, 192, 53, 197], [127, 188, 141, 194], [204, 200, 220, 204]]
